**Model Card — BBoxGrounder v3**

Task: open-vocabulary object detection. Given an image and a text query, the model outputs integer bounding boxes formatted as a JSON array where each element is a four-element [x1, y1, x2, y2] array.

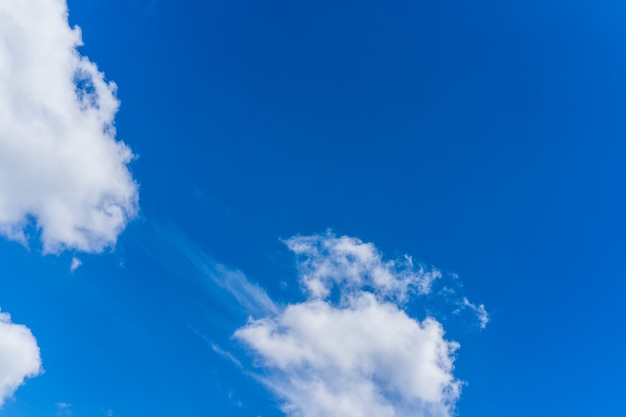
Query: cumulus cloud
[[236, 295, 460, 417], [235, 232, 485, 417], [0, 0, 138, 253], [0, 310, 42, 408]]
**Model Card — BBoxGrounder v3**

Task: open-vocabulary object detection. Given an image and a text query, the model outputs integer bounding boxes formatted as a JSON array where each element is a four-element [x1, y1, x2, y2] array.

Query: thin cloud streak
[[155, 224, 279, 318], [176, 234, 279, 318]]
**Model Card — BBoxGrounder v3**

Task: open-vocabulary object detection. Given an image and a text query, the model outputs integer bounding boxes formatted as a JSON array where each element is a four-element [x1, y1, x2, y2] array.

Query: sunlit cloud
[[234, 232, 487, 417], [0, 309, 42, 408], [0, 0, 138, 253]]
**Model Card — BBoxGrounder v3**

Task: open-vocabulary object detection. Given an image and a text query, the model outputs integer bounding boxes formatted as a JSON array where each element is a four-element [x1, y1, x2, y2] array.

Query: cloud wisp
[[171, 228, 278, 318], [0, 309, 42, 408], [234, 232, 487, 417], [285, 232, 442, 302], [460, 297, 489, 330], [0, 0, 138, 253]]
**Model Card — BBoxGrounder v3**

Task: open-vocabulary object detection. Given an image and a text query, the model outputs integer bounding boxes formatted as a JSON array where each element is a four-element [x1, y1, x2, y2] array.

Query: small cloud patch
[[0, 309, 42, 408], [70, 257, 82, 272]]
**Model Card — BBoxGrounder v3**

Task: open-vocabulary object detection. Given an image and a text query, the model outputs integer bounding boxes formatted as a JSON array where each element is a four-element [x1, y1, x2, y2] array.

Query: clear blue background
[[2, 0, 626, 416]]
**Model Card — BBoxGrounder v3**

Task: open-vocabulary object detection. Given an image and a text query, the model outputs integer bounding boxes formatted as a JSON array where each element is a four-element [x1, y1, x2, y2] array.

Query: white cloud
[[0, 0, 138, 253], [70, 256, 82, 272], [208, 264, 279, 317], [460, 297, 489, 329], [235, 232, 483, 417], [211, 342, 244, 370], [285, 232, 441, 302], [236, 295, 460, 417], [0, 310, 42, 408]]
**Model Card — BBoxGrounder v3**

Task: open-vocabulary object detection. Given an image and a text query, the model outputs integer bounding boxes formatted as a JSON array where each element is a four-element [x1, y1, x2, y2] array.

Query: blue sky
[[1, 0, 626, 416]]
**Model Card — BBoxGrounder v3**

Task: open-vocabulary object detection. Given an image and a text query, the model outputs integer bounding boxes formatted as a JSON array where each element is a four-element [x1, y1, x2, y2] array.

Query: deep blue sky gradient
[[2, 0, 626, 416]]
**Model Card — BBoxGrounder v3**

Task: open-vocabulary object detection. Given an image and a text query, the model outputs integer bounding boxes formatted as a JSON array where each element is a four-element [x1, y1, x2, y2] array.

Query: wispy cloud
[[459, 297, 490, 329], [211, 343, 244, 370], [189, 325, 244, 370], [56, 402, 72, 416], [165, 227, 278, 318], [285, 231, 441, 301], [0, 0, 138, 253], [201, 263, 279, 318], [0, 309, 42, 408]]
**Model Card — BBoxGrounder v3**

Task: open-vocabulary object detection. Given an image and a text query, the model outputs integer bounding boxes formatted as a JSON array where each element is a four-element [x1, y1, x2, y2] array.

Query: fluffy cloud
[[0, 310, 42, 408], [235, 232, 482, 417], [236, 295, 460, 417], [0, 0, 138, 253]]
